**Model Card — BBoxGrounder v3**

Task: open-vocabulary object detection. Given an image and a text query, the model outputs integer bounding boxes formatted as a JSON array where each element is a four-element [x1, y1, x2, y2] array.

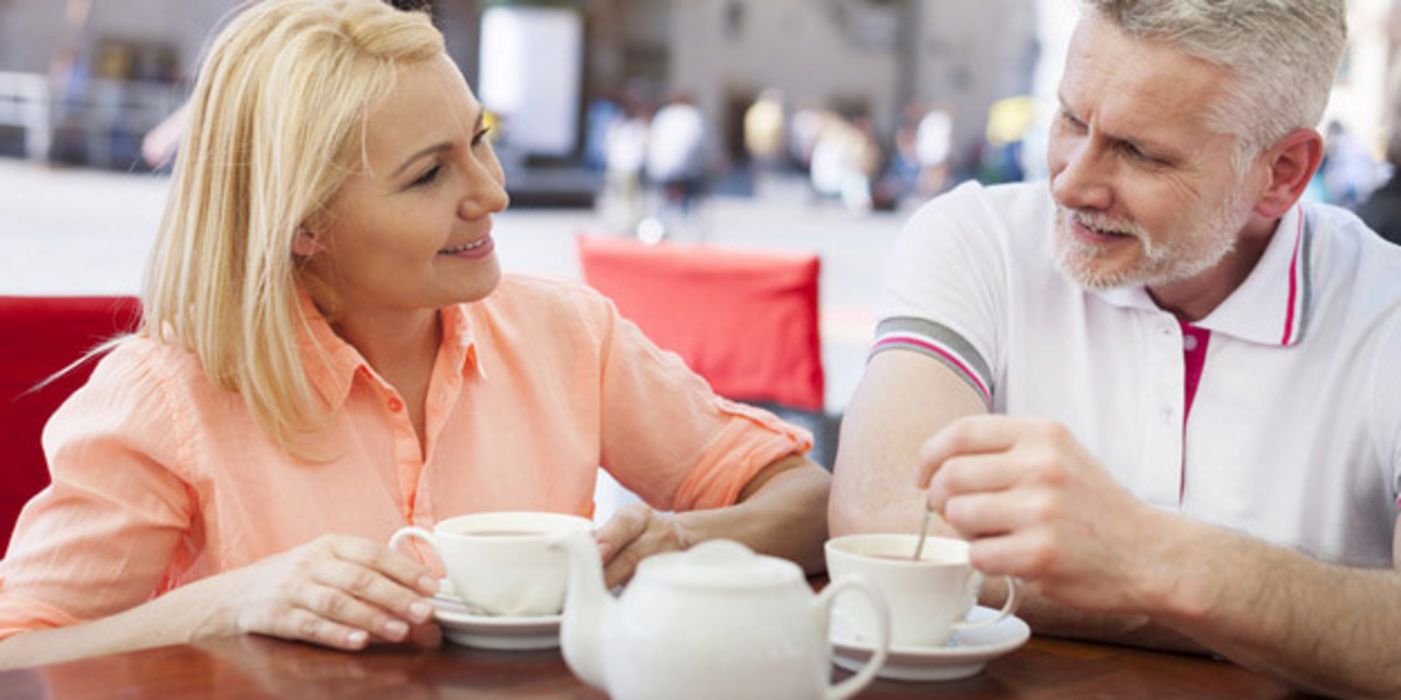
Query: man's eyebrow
[[1057, 91, 1175, 158]]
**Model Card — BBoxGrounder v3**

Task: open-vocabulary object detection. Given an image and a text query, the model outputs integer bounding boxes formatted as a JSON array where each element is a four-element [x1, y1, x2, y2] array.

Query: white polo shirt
[[875, 181, 1401, 568]]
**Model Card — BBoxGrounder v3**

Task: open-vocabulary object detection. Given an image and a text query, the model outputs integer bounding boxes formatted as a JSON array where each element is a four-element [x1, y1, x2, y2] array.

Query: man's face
[[1047, 16, 1259, 291]]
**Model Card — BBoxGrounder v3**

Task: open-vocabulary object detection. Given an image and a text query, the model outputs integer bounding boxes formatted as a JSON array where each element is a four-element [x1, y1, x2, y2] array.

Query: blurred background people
[[743, 88, 787, 185], [914, 106, 954, 197], [645, 93, 710, 233], [1319, 119, 1382, 208], [601, 95, 651, 234]]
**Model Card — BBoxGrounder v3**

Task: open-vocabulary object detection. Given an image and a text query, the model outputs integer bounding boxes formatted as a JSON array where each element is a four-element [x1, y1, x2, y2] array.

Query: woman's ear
[[291, 226, 325, 257]]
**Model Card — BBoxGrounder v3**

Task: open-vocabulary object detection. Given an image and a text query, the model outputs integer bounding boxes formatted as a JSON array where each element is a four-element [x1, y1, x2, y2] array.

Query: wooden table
[[0, 633, 1299, 699]]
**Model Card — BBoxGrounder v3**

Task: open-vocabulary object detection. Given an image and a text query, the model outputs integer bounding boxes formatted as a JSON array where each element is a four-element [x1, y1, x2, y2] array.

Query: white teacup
[[825, 533, 1018, 648], [390, 511, 593, 617]]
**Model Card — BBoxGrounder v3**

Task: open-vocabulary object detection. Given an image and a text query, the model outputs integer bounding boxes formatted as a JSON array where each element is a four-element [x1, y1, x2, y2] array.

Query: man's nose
[[1051, 142, 1113, 212]]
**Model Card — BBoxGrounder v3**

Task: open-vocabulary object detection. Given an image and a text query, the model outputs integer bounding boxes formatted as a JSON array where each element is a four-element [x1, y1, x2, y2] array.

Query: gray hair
[[1082, 0, 1347, 170]]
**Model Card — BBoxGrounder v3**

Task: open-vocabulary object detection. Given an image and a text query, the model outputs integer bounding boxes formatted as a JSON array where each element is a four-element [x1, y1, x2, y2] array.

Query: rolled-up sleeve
[[593, 297, 812, 512], [0, 341, 195, 640]]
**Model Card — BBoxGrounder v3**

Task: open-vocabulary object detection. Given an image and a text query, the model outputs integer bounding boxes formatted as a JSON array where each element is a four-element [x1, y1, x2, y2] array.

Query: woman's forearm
[[677, 455, 831, 573], [0, 575, 230, 670]]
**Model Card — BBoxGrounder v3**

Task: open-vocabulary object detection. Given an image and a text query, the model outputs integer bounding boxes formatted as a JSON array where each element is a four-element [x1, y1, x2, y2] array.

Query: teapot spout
[[552, 528, 615, 691]]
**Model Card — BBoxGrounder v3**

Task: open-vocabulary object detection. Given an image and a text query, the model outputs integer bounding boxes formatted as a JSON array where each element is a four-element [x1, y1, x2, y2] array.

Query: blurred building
[[2, 0, 1398, 182]]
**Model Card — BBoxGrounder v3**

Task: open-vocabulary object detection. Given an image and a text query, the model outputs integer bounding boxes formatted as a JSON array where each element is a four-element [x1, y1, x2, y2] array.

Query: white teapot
[[553, 531, 889, 700]]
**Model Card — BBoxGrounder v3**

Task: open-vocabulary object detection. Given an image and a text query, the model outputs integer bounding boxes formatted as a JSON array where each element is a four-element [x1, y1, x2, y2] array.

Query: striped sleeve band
[[870, 317, 993, 407]]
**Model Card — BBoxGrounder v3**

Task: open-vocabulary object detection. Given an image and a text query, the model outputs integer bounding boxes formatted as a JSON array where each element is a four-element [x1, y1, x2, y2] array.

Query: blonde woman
[[0, 0, 829, 668]]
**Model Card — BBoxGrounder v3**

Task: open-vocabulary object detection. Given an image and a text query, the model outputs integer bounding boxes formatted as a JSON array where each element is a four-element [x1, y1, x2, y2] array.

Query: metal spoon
[[912, 505, 933, 561]]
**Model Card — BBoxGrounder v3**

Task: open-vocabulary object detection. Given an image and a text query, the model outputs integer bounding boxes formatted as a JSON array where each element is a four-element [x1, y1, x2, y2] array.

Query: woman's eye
[[472, 127, 492, 147], [409, 165, 441, 188]]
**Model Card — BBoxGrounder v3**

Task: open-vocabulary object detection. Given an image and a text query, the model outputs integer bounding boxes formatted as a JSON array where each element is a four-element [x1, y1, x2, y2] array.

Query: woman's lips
[[438, 235, 494, 260]]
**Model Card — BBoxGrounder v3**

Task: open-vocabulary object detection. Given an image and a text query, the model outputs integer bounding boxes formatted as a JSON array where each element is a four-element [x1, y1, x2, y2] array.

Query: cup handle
[[388, 526, 441, 569], [950, 575, 1019, 631], [817, 576, 889, 700]]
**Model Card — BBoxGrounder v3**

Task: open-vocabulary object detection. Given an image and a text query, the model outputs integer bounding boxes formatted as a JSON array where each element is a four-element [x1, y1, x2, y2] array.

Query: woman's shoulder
[[45, 335, 211, 474], [83, 334, 215, 404], [476, 274, 616, 326]]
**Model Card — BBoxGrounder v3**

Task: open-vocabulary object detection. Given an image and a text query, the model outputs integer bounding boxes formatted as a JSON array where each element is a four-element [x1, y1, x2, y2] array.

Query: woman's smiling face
[[301, 53, 509, 315]]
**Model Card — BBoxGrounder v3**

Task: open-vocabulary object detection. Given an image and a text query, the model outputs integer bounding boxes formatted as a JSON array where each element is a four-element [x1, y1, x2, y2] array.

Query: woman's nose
[[459, 157, 510, 220]]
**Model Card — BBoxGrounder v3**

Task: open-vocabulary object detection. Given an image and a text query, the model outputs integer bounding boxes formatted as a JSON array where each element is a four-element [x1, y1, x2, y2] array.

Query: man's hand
[[594, 504, 693, 588], [915, 415, 1180, 614]]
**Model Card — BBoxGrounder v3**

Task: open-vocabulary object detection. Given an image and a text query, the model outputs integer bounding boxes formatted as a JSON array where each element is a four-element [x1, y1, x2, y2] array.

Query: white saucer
[[430, 580, 561, 651], [831, 606, 1031, 682]]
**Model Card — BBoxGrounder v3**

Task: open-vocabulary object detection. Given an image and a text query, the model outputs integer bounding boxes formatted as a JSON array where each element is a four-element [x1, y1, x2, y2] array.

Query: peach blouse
[[0, 275, 810, 638]]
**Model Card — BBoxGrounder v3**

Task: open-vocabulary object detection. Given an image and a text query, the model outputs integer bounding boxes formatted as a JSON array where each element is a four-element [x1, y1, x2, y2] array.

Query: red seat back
[[576, 236, 824, 412], [0, 296, 142, 556]]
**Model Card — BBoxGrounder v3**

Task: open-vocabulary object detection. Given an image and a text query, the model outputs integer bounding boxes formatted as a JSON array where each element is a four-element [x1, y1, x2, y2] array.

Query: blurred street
[[0, 158, 908, 414]]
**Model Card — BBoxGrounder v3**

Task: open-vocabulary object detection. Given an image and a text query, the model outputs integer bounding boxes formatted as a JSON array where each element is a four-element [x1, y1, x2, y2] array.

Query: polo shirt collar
[[1091, 203, 1312, 347], [296, 289, 486, 409]]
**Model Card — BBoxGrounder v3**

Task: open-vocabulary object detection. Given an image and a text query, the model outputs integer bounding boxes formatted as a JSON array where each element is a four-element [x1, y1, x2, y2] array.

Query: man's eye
[[1121, 143, 1164, 165], [410, 165, 441, 187], [472, 127, 492, 146]]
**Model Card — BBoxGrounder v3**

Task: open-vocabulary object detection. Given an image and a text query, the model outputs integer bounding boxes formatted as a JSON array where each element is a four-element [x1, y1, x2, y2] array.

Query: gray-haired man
[[831, 1, 1401, 695]]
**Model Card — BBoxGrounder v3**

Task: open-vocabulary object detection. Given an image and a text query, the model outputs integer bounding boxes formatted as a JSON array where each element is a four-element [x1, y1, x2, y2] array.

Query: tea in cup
[[389, 511, 593, 617], [825, 533, 1018, 648]]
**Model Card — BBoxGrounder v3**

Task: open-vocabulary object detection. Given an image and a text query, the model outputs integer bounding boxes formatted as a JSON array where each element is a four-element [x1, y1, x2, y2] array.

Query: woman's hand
[[198, 534, 442, 651], [595, 504, 693, 588]]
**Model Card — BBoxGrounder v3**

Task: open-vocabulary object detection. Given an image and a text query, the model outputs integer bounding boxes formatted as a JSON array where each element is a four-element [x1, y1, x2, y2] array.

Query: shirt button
[[387, 397, 405, 412], [1183, 334, 1199, 352]]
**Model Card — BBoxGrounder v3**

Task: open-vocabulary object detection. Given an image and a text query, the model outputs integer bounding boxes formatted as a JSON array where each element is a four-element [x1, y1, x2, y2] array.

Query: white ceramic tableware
[[825, 533, 1018, 648], [554, 532, 891, 700], [389, 511, 592, 617], [831, 605, 1031, 682]]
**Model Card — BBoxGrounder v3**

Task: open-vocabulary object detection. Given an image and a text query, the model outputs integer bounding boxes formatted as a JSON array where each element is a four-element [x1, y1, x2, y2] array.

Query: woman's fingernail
[[347, 630, 369, 647], [383, 620, 409, 639], [409, 601, 433, 622], [419, 576, 440, 593]]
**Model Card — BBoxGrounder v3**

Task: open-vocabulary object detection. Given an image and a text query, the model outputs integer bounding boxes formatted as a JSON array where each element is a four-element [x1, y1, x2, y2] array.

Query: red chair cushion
[[576, 236, 824, 412], [0, 296, 142, 557]]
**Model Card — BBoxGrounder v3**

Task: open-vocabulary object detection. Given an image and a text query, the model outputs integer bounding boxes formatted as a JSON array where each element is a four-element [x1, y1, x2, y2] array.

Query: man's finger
[[915, 415, 1030, 488], [942, 489, 1051, 539], [926, 450, 1040, 512]]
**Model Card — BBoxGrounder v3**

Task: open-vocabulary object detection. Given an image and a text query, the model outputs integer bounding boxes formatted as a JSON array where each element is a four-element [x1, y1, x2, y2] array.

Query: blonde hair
[[142, 0, 443, 456]]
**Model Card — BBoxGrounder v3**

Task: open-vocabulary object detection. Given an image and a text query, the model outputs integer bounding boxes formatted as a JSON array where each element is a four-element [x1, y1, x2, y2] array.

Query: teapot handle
[[816, 576, 889, 700]]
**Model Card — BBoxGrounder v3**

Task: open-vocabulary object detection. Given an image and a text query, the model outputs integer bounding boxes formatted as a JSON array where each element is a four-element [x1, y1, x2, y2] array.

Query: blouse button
[[387, 397, 405, 413]]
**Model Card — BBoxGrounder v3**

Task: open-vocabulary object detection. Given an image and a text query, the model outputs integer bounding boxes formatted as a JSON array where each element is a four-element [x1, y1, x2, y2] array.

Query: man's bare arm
[[919, 416, 1401, 698], [829, 351, 985, 536], [833, 353, 1213, 657], [1141, 515, 1401, 697]]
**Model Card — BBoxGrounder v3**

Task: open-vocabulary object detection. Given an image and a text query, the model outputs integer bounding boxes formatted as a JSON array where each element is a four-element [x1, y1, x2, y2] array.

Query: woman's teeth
[[441, 238, 488, 254]]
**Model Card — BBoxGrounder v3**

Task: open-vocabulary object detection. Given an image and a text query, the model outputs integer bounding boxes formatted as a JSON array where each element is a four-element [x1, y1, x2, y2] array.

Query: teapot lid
[[639, 539, 803, 589]]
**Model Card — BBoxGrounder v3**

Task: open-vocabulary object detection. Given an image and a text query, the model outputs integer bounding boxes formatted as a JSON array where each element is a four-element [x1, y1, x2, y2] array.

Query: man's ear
[[1253, 128, 1323, 219], [291, 226, 325, 257]]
